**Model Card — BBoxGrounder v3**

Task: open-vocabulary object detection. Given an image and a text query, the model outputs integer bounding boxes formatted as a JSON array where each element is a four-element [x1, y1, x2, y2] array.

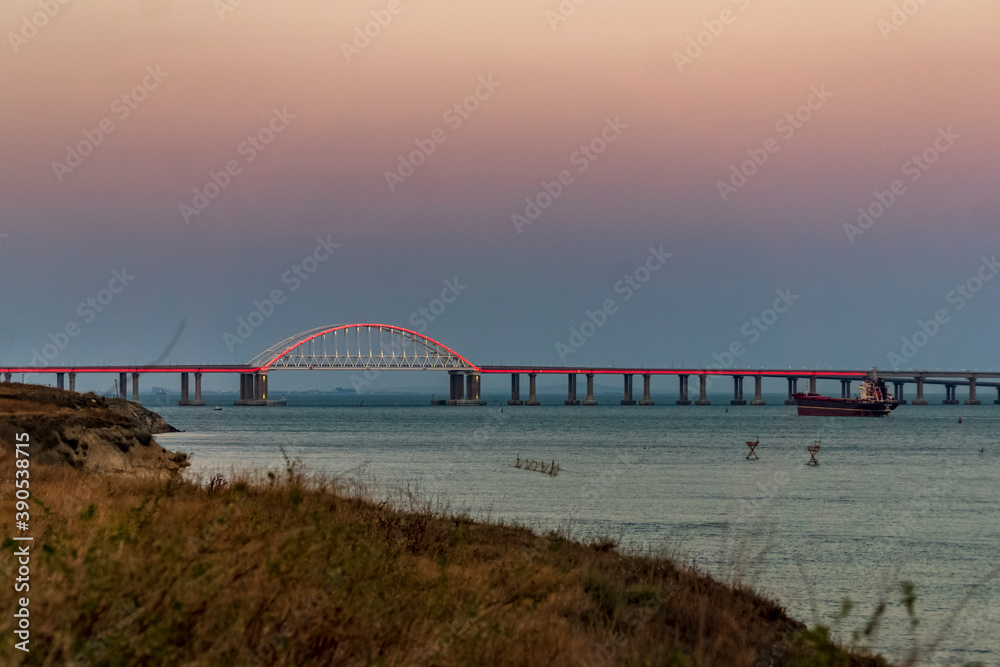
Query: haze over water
[[156, 394, 1000, 666]]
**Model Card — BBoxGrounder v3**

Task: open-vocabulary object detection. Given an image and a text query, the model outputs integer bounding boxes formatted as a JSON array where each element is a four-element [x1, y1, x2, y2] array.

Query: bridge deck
[[2, 364, 999, 385]]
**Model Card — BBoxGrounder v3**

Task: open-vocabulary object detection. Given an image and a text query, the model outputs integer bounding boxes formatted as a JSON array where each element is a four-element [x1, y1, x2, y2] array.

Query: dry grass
[[0, 458, 890, 666]]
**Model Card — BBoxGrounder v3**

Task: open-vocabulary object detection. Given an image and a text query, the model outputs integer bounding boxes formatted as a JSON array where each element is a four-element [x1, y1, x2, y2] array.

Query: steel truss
[[249, 324, 478, 371]]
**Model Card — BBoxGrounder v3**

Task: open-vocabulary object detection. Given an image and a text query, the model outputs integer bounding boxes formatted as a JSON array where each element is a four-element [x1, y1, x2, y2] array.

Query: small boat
[[213, 406, 222, 411], [794, 371, 898, 417]]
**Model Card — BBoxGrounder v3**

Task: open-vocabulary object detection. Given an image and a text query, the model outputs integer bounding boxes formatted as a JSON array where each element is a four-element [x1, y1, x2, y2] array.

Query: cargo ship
[[793, 374, 898, 417]]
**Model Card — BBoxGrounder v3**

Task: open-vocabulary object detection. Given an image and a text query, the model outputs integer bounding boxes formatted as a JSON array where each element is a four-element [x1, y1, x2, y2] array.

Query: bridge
[[2, 323, 998, 406]]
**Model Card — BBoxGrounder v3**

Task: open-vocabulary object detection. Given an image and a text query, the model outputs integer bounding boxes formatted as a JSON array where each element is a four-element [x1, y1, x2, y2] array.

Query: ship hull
[[792, 393, 897, 417]]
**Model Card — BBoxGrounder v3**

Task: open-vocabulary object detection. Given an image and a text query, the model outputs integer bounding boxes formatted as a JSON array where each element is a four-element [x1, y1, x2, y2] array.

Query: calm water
[[151, 392, 1000, 665]]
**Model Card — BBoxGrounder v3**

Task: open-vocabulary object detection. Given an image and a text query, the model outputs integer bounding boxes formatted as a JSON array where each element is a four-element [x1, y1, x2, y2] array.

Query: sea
[[150, 392, 1000, 666]]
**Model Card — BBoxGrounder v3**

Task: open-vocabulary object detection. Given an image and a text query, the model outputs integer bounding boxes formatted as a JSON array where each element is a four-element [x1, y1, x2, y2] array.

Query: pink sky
[[3, 1, 996, 233]]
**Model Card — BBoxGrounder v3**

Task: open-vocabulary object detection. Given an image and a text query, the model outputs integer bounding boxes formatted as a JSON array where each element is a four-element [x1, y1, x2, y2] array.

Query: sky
[[1, 0, 999, 394]]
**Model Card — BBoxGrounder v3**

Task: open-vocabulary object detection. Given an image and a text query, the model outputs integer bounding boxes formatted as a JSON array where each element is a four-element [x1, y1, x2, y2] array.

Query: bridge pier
[[640, 373, 654, 405], [751, 376, 766, 405], [676, 374, 691, 405], [235, 371, 284, 405], [526, 373, 540, 405], [731, 375, 746, 405], [235, 372, 282, 405], [943, 384, 958, 405], [445, 372, 484, 406], [565, 374, 580, 406], [178, 372, 204, 405], [995, 387, 1000, 405], [132, 372, 140, 402], [56, 372, 65, 390], [119, 372, 127, 399], [68, 372, 76, 392], [583, 373, 598, 405], [4, 373, 11, 383], [785, 378, 797, 404], [966, 377, 980, 405], [809, 377, 817, 394], [465, 373, 482, 402], [841, 380, 851, 399], [695, 374, 711, 406], [508, 374, 523, 405], [913, 378, 928, 405], [893, 382, 907, 404], [621, 374, 636, 405], [450, 372, 464, 403]]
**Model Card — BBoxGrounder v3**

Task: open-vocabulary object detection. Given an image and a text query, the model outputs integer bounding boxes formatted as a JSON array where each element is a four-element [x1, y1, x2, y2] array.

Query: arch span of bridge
[[234, 324, 484, 405], [249, 323, 479, 372], [2, 323, 1000, 407]]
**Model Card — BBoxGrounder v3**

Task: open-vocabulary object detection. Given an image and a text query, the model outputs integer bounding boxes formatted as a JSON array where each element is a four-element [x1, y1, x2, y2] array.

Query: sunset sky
[[1, 0, 999, 392]]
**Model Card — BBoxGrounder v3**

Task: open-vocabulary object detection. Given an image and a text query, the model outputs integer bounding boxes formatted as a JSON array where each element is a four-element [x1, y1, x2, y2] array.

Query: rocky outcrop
[[105, 398, 181, 434], [0, 383, 189, 480]]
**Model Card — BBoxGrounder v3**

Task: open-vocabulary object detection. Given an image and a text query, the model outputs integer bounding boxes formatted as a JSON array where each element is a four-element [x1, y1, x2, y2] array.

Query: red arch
[[255, 323, 480, 372]]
